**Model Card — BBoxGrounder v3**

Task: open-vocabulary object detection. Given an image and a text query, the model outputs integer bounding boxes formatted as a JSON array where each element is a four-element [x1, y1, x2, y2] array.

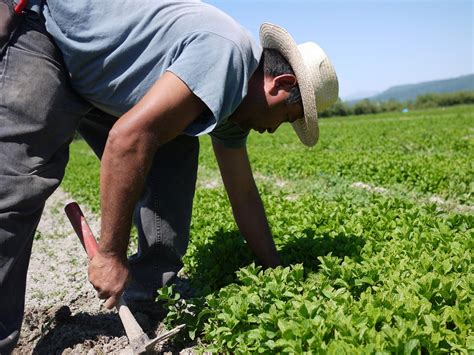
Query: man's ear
[[269, 74, 297, 95]]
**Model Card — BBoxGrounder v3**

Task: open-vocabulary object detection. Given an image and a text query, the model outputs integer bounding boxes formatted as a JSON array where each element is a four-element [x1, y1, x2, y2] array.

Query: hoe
[[65, 201, 184, 354]]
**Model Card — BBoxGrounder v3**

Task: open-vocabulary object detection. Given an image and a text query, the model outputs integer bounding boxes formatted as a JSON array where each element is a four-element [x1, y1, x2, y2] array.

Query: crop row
[[198, 105, 473, 204], [158, 183, 473, 353]]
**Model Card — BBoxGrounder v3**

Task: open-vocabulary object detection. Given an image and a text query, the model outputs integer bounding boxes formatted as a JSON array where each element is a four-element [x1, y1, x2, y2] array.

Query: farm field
[[61, 105, 473, 353]]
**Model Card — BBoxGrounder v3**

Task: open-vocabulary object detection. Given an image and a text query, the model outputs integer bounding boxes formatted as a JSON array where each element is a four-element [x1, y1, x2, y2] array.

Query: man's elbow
[[106, 124, 156, 159]]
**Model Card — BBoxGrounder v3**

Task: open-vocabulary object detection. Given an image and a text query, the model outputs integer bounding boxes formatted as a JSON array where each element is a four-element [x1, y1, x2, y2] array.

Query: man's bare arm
[[212, 140, 280, 268], [90, 71, 206, 308]]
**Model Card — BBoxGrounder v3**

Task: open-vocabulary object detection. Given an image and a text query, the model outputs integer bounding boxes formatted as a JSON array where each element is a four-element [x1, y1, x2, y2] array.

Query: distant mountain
[[347, 74, 474, 104], [370, 74, 474, 102], [342, 90, 379, 102]]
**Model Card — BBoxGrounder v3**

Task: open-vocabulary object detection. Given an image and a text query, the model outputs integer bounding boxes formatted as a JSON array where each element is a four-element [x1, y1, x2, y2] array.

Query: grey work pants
[[0, 11, 198, 354]]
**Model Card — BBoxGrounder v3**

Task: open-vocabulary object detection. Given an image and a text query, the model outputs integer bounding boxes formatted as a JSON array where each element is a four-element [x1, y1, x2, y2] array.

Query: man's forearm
[[99, 128, 155, 257], [212, 142, 280, 268], [230, 184, 280, 268]]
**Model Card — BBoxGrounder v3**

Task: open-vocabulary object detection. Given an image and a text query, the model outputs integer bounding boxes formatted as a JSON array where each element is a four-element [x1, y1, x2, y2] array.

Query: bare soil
[[13, 188, 193, 354]]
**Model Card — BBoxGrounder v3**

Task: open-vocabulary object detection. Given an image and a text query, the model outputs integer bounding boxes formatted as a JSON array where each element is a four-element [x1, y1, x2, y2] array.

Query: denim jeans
[[0, 10, 198, 354]]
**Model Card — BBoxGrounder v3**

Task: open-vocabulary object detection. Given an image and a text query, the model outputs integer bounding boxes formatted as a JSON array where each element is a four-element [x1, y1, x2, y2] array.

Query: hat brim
[[259, 23, 319, 147]]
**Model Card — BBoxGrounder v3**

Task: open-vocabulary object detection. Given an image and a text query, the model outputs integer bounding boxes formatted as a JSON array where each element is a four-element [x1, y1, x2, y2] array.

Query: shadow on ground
[[25, 304, 167, 354], [16, 298, 198, 355], [31, 310, 125, 354], [185, 229, 254, 295], [186, 227, 366, 296], [279, 228, 366, 269]]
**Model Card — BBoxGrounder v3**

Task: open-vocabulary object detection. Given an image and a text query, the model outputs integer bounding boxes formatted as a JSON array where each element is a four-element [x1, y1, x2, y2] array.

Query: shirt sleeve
[[166, 31, 257, 137], [210, 118, 249, 149]]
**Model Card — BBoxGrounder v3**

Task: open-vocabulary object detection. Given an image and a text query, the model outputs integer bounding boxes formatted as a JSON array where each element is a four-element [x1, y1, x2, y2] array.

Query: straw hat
[[260, 23, 339, 147]]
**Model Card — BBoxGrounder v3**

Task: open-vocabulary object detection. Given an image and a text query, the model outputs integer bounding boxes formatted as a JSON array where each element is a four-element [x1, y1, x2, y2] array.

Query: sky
[[205, 0, 473, 100]]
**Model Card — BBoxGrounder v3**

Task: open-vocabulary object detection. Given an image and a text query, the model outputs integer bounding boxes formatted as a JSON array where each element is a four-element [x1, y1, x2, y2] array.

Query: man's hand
[[88, 250, 130, 309]]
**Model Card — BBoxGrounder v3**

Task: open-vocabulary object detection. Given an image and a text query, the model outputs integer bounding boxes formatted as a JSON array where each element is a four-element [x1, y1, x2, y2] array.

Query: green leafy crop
[[63, 105, 474, 353]]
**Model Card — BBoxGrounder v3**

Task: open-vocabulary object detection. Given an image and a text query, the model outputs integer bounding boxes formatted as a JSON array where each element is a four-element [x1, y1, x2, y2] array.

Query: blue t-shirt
[[42, 0, 262, 148]]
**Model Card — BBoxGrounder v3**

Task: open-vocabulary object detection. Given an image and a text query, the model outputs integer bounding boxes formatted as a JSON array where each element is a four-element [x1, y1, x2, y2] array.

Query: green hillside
[[370, 74, 473, 102]]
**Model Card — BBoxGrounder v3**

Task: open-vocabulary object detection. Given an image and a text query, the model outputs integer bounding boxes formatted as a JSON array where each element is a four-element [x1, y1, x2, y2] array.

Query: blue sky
[[205, 0, 473, 99]]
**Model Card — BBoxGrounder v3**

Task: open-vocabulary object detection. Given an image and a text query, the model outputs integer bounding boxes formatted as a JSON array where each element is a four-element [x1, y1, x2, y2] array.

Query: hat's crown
[[298, 42, 339, 113], [259, 22, 339, 146]]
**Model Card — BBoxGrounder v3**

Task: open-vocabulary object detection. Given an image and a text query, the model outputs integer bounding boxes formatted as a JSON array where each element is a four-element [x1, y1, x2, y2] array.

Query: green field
[[62, 105, 473, 353]]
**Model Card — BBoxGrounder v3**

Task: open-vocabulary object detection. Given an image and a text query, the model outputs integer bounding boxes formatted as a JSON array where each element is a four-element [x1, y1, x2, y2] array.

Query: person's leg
[[0, 9, 91, 354], [127, 135, 199, 303], [76, 108, 116, 158], [78, 114, 199, 304]]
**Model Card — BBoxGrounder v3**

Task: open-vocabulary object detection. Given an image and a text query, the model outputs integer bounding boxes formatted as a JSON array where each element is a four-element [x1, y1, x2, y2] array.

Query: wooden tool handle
[[64, 201, 98, 258], [64, 201, 185, 351]]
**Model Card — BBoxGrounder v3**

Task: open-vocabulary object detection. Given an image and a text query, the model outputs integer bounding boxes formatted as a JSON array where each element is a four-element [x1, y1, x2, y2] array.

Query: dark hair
[[260, 48, 302, 105]]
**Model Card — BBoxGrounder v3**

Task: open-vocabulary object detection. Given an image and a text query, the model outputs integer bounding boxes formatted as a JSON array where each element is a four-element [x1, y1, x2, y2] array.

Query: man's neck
[[229, 68, 265, 125]]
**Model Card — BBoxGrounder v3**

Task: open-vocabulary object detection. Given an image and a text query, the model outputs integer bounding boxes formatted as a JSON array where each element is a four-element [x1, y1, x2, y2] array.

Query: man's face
[[240, 98, 303, 134], [237, 73, 304, 134]]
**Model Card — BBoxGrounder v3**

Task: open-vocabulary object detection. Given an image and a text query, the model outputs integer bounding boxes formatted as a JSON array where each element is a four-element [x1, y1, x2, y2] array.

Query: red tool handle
[[14, 0, 28, 15], [64, 201, 99, 258]]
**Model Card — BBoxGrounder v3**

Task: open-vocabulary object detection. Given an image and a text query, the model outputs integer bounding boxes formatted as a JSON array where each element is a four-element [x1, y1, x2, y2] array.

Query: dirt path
[[13, 188, 177, 354]]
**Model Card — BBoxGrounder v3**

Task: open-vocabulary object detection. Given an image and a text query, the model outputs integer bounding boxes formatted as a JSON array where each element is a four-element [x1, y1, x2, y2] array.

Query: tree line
[[319, 91, 474, 118]]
